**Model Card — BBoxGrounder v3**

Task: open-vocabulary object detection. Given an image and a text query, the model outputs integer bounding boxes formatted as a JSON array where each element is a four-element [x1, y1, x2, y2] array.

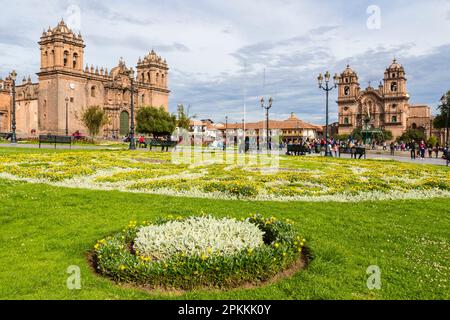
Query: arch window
[[43, 51, 48, 67], [91, 86, 97, 98], [391, 82, 398, 92], [344, 86, 350, 96], [392, 116, 397, 123], [63, 51, 69, 67], [51, 50, 55, 66], [344, 117, 349, 125], [73, 53, 78, 69]]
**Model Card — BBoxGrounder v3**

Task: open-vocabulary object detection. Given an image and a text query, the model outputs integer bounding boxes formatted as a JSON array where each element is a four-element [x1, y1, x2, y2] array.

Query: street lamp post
[[441, 94, 450, 148], [9, 70, 17, 144], [128, 68, 136, 150], [318, 71, 339, 157], [224, 116, 228, 151], [260, 97, 273, 150], [65, 97, 69, 136]]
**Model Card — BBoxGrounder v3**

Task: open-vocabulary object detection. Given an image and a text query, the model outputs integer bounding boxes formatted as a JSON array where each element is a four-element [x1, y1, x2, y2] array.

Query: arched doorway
[[120, 111, 129, 136]]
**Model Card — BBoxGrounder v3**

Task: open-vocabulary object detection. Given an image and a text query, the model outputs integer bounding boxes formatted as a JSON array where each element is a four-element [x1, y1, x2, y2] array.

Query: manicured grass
[[0, 178, 448, 300]]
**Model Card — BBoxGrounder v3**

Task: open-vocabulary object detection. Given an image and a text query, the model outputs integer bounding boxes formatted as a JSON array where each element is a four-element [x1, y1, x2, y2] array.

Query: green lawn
[[0, 178, 448, 300]]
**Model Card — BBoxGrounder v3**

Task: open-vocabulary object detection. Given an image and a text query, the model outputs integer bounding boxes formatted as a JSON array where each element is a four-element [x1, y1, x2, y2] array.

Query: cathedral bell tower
[[337, 65, 360, 100], [383, 59, 407, 98], [337, 65, 360, 131], [135, 50, 170, 110], [39, 19, 85, 72], [37, 19, 86, 134]]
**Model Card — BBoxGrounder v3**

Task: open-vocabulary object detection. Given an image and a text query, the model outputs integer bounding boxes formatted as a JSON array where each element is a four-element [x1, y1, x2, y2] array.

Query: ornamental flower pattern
[[0, 150, 449, 202]]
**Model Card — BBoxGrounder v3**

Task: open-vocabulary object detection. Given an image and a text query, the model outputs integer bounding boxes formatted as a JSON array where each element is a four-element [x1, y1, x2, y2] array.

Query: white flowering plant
[[134, 216, 265, 261], [93, 214, 307, 290]]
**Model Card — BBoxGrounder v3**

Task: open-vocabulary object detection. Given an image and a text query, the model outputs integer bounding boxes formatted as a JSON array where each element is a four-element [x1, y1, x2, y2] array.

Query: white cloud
[[0, 0, 449, 124]]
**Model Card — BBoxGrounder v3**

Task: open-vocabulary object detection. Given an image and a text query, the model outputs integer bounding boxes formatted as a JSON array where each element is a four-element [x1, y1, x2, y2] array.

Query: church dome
[[342, 65, 357, 77], [110, 58, 130, 78], [140, 49, 167, 66], [52, 19, 74, 35], [387, 59, 404, 71]]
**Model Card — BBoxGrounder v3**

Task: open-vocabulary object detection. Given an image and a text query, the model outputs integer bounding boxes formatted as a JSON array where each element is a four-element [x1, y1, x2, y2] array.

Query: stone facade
[[337, 59, 431, 140], [0, 79, 11, 132], [0, 19, 170, 138]]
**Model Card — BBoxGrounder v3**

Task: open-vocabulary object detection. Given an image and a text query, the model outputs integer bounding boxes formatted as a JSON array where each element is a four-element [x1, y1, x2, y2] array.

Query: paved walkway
[[337, 152, 448, 166]]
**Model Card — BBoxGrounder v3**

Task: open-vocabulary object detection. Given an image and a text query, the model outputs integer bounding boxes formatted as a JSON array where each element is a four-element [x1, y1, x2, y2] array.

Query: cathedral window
[[344, 86, 350, 96], [63, 51, 69, 67], [156, 73, 159, 84], [91, 86, 96, 98], [73, 53, 78, 69], [392, 116, 397, 123], [344, 117, 349, 125], [50, 50, 55, 66], [391, 82, 398, 92], [392, 104, 397, 109]]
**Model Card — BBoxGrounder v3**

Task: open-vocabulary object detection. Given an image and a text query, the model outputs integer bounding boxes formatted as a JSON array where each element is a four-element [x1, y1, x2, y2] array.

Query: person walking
[[410, 140, 416, 160], [419, 140, 426, 160], [333, 143, 339, 158], [427, 144, 433, 158], [435, 143, 440, 159], [390, 142, 395, 156]]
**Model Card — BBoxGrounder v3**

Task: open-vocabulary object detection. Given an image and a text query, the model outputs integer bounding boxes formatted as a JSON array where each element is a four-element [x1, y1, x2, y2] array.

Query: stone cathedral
[[337, 59, 431, 140], [0, 19, 170, 138]]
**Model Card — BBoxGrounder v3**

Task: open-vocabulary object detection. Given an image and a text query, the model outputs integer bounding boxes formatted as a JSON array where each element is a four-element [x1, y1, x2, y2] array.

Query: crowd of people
[[285, 137, 449, 161]]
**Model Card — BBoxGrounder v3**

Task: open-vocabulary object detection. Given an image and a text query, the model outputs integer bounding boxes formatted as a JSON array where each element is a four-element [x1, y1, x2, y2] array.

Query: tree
[[433, 90, 450, 129], [136, 106, 176, 138], [80, 106, 109, 141], [176, 104, 196, 130], [397, 129, 426, 143], [351, 128, 392, 143], [427, 135, 438, 147]]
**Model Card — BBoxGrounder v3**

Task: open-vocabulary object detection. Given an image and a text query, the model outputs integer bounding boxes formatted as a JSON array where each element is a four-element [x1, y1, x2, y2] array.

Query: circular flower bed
[[93, 215, 307, 290]]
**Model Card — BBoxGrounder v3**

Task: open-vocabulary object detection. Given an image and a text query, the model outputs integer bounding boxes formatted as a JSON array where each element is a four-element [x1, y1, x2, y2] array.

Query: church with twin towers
[[0, 19, 170, 138]]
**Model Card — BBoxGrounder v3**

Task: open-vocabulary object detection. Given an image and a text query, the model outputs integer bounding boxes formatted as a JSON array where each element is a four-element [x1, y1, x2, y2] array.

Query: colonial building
[[0, 19, 170, 138], [220, 113, 322, 143], [337, 59, 431, 140]]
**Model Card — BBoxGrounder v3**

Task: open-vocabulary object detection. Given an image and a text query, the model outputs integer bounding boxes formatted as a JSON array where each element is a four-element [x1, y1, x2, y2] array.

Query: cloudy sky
[[1, 0, 449, 124]]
